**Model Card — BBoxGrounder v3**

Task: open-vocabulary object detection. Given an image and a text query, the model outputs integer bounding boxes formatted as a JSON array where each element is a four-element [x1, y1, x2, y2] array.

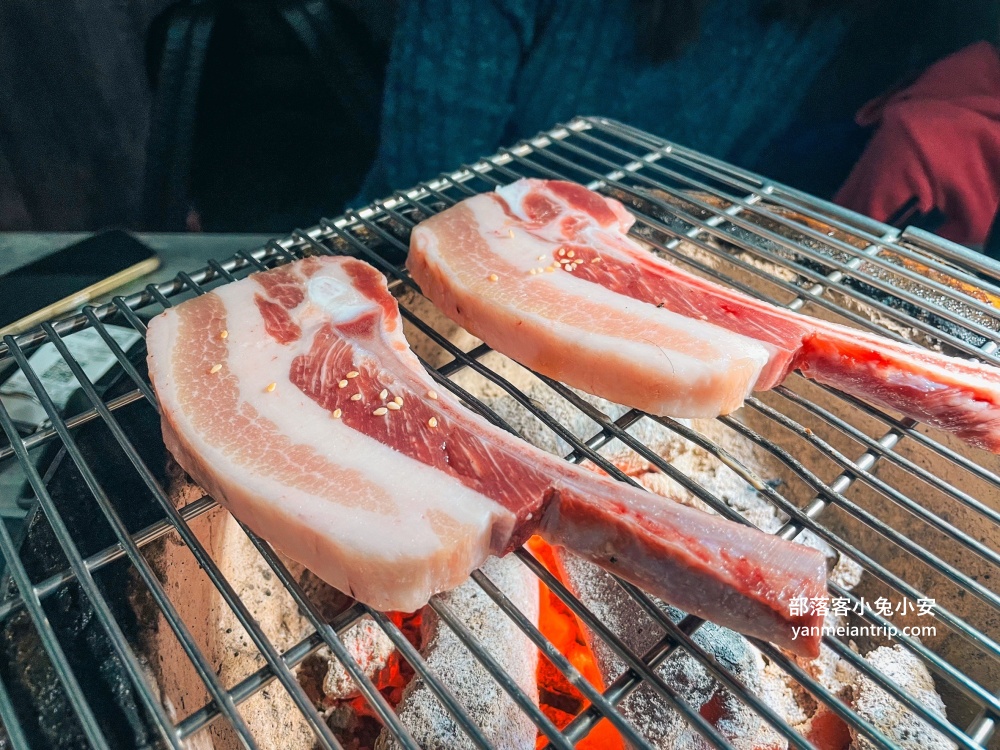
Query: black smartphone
[[0, 230, 161, 335]]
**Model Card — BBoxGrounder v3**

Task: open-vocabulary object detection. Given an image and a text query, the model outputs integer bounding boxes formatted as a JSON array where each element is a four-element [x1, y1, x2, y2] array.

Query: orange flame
[[340, 539, 632, 750], [528, 536, 625, 750], [349, 610, 422, 721]]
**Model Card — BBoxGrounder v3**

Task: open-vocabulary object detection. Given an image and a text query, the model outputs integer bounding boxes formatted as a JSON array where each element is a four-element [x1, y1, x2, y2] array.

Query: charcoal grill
[[1, 116, 1000, 749]]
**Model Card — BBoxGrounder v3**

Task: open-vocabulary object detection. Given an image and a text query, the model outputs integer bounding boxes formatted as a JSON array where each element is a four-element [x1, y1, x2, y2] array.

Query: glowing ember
[[329, 541, 625, 749], [528, 536, 625, 750], [331, 610, 423, 748], [320, 538, 853, 750], [805, 706, 852, 750]]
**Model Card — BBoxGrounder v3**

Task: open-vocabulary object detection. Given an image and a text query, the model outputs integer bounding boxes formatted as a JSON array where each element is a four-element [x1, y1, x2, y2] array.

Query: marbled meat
[[408, 179, 1000, 452], [146, 256, 827, 656]]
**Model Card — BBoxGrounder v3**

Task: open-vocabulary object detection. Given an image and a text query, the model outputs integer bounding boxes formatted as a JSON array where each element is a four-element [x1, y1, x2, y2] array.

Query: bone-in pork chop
[[146, 256, 827, 656], [408, 179, 1000, 452]]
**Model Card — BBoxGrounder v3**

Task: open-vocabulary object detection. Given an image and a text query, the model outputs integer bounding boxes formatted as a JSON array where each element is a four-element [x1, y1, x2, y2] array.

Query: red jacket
[[835, 41, 1000, 246]]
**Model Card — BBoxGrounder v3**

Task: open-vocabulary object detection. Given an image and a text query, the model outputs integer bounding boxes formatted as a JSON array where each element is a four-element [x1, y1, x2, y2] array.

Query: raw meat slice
[[408, 183, 771, 418], [408, 179, 1000, 453], [146, 256, 827, 657]]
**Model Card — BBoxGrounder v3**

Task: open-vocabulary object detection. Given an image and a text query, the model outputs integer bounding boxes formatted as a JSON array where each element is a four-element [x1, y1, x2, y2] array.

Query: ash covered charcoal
[[548, 468, 958, 750], [841, 271, 992, 350], [405, 344, 814, 746], [314, 618, 396, 701], [851, 646, 955, 750], [409, 330, 867, 749], [375, 556, 539, 750], [141, 468, 315, 750], [401, 275, 959, 749], [139, 467, 396, 750], [557, 550, 787, 750], [552, 516, 862, 750], [0, 366, 171, 750]]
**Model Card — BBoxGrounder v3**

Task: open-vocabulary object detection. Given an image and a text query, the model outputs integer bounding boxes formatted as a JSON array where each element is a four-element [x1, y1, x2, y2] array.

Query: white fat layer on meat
[[446, 195, 771, 413], [474, 194, 769, 357], [493, 181, 535, 222], [492, 183, 782, 366], [220, 267, 509, 552], [306, 275, 381, 324], [159, 262, 513, 609]]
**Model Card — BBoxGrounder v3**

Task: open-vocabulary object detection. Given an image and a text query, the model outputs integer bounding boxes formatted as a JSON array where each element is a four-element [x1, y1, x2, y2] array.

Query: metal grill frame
[[0, 116, 999, 749]]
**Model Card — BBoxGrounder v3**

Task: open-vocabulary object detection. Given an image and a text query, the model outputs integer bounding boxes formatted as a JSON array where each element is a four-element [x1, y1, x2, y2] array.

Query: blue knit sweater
[[356, 0, 847, 203]]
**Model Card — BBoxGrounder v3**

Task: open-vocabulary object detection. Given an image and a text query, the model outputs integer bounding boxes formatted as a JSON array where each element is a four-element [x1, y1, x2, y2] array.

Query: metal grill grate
[[1, 116, 1000, 749]]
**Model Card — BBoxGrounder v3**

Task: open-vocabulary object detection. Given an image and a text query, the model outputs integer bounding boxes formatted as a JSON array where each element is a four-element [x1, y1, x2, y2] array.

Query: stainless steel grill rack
[[1, 116, 1000, 749]]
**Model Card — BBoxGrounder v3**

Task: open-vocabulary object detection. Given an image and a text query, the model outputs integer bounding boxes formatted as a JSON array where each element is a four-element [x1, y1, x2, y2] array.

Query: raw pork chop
[[146, 256, 827, 656], [408, 179, 1000, 452]]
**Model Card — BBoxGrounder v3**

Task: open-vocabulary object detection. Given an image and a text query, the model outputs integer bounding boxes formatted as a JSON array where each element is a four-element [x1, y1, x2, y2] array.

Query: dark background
[[0, 0, 997, 234]]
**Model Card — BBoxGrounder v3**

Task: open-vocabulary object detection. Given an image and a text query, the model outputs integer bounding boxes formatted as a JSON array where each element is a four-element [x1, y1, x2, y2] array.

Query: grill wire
[[0, 116, 998, 749]]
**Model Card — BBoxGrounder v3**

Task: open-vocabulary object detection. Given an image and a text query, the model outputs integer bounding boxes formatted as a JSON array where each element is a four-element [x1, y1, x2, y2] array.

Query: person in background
[[355, 0, 852, 204], [2, 0, 997, 233], [0, 0, 393, 233], [0, 1, 168, 231], [834, 41, 1000, 250]]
